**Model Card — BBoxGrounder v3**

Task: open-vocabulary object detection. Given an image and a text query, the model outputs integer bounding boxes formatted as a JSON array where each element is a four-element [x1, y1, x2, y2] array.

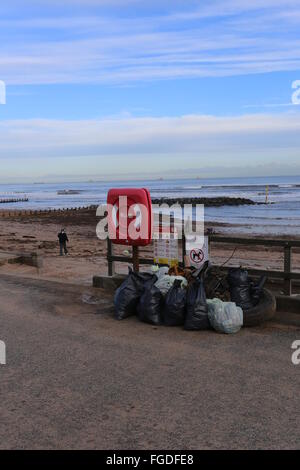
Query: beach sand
[[0, 208, 299, 290]]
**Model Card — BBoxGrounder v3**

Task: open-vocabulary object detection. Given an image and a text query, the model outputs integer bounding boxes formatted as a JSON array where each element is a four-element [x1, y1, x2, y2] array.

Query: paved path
[[0, 274, 299, 449]]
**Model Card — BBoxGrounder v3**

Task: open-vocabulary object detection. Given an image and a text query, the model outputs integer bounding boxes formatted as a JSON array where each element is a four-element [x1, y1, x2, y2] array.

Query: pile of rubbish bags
[[114, 263, 266, 335]]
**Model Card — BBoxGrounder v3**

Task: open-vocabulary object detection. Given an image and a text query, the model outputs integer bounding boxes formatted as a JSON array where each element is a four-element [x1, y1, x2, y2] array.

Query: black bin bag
[[250, 275, 267, 306], [227, 267, 253, 311], [137, 279, 163, 325], [114, 268, 156, 320], [184, 277, 210, 330], [163, 279, 186, 326]]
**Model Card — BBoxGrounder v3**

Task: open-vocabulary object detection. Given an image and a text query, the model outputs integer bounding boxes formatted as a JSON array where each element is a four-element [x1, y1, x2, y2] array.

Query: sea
[[0, 176, 300, 236]]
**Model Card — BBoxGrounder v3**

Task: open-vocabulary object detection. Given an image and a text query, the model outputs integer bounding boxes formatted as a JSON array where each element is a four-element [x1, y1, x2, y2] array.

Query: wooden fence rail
[[209, 236, 300, 296], [107, 235, 300, 296]]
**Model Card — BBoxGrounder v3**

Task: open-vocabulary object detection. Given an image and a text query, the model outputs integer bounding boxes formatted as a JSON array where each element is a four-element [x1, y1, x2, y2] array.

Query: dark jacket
[[58, 232, 68, 243]]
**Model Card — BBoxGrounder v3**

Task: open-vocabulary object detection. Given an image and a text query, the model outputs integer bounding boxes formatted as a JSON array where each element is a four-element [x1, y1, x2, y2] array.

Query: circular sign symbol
[[190, 248, 204, 264]]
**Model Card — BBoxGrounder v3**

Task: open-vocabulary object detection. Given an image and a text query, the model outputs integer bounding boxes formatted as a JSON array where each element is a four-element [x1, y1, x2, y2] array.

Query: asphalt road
[[0, 274, 299, 450]]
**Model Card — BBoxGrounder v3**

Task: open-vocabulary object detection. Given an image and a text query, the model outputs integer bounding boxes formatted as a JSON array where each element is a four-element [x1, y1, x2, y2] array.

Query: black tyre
[[243, 288, 276, 327]]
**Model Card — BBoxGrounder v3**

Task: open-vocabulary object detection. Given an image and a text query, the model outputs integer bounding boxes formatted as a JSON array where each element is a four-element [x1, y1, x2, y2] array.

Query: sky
[[0, 0, 300, 182]]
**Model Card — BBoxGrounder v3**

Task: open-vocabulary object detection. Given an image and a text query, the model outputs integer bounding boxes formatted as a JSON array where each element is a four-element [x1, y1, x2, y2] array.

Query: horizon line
[[0, 174, 299, 185]]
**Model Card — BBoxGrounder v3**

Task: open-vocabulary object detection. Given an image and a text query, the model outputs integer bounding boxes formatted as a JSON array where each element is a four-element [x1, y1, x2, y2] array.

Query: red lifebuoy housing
[[107, 188, 152, 246]]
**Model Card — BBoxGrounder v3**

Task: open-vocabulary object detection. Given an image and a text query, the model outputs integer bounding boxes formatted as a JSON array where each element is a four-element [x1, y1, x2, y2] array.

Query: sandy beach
[[0, 207, 299, 291]]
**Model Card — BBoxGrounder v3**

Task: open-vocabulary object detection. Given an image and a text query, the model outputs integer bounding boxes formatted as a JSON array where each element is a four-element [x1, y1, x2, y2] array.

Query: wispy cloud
[[243, 103, 296, 108], [1, 113, 300, 166], [1, 1, 300, 84]]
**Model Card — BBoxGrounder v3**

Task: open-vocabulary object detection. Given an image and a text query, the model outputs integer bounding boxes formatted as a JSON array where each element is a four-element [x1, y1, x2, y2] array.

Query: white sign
[[186, 235, 209, 268], [153, 225, 179, 267]]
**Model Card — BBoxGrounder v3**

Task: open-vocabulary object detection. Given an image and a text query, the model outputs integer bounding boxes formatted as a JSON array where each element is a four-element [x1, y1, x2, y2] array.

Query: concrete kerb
[[21, 252, 43, 268], [0, 251, 43, 268], [93, 274, 126, 291], [276, 295, 300, 314]]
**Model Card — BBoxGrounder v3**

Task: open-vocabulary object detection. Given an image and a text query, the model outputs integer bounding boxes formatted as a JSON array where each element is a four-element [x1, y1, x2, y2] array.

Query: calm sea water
[[0, 176, 300, 236]]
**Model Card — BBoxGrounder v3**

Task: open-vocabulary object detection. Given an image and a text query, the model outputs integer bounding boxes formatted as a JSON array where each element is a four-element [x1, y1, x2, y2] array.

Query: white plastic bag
[[155, 275, 187, 295], [207, 298, 243, 334], [155, 266, 170, 280]]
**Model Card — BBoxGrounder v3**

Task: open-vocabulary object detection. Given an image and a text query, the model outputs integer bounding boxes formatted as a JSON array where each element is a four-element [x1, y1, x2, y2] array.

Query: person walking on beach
[[58, 228, 69, 256]]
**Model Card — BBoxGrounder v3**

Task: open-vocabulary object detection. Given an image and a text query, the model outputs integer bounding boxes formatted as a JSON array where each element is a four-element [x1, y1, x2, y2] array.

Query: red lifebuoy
[[107, 188, 152, 246]]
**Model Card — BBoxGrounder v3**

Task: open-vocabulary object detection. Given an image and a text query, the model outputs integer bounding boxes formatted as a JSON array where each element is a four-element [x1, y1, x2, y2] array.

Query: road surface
[[0, 274, 299, 449]]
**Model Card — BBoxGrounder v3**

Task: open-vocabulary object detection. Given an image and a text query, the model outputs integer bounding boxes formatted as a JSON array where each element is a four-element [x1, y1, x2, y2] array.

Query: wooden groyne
[[0, 205, 98, 218], [151, 197, 258, 207], [0, 197, 29, 204]]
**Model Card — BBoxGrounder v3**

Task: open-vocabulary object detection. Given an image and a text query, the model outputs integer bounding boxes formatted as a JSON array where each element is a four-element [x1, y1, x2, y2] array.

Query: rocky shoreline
[[151, 196, 257, 207]]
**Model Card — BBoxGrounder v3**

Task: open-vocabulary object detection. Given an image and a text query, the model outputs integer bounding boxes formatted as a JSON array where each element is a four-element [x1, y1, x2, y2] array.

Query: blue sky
[[0, 0, 300, 182]]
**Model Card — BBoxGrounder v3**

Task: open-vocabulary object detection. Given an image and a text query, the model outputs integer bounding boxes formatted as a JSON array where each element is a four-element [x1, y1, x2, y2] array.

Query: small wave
[[184, 186, 203, 189]]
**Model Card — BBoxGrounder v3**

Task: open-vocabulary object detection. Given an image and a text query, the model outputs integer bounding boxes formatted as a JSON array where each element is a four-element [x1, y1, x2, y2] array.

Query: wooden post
[[182, 216, 186, 267], [107, 237, 115, 277], [132, 245, 140, 272], [284, 243, 292, 296], [265, 185, 269, 204]]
